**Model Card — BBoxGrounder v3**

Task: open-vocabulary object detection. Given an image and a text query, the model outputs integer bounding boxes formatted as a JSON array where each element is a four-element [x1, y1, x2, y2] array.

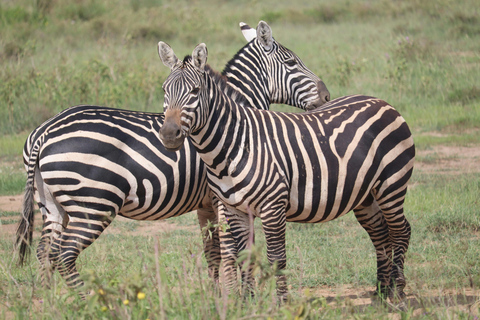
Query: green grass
[[0, 133, 28, 195], [0, 163, 25, 196], [0, 211, 19, 217], [1, 0, 479, 318], [1, 173, 479, 318]]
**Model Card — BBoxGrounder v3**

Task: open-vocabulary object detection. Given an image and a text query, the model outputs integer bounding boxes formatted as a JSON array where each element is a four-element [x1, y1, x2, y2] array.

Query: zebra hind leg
[[36, 217, 67, 289], [48, 210, 115, 298], [375, 185, 411, 304], [353, 195, 392, 300], [34, 175, 69, 289]]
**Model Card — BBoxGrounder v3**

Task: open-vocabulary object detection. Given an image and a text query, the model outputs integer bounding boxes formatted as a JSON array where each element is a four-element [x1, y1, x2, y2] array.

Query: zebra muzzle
[[317, 81, 331, 104], [305, 81, 331, 111], [159, 110, 185, 151]]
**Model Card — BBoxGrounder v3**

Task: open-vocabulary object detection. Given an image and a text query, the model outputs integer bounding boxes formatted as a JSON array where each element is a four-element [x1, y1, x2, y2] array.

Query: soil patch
[[0, 194, 23, 213], [310, 286, 479, 319], [415, 145, 480, 174]]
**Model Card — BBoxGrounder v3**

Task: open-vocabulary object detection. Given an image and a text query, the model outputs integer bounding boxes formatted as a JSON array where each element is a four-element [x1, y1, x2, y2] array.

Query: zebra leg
[[353, 195, 392, 298], [375, 185, 411, 302], [260, 206, 288, 303], [34, 171, 69, 288], [225, 206, 255, 298], [215, 200, 255, 298], [197, 206, 220, 283], [218, 207, 239, 296], [36, 214, 67, 288], [49, 210, 115, 296]]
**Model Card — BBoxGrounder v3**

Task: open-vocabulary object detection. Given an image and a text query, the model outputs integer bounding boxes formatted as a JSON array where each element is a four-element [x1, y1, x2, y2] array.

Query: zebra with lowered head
[[158, 42, 414, 304], [16, 21, 330, 295]]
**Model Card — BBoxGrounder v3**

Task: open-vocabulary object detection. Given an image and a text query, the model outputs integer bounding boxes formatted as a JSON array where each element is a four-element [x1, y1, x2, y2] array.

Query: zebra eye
[[191, 87, 200, 95], [284, 58, 297, 67]]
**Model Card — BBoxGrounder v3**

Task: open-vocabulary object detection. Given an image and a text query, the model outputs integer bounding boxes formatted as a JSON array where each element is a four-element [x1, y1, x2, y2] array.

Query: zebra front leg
[[216, 201, 255, 298], [260, 206, 288, 303], [197, 207, 220, 283], [218, 211, 239, 297], [225, 206, 255, 298], [49, 211, 114, 297]]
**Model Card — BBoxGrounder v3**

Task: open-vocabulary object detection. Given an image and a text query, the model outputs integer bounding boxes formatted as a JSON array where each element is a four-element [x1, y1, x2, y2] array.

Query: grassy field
[[1, 0, 479, 318]]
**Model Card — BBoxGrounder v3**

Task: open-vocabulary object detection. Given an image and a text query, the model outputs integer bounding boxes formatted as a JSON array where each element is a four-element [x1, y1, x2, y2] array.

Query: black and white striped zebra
[[158, 42, 414, 303], [16, 21, 330, 294]]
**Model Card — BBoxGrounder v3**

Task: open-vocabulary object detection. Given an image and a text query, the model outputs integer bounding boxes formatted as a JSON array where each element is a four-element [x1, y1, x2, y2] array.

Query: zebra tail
[[16, 141, 40, 266]]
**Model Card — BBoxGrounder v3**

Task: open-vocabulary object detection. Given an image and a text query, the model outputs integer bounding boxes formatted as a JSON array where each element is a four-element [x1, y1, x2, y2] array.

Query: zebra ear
[[158, 41, 178, 70], [192, 43, 208, 72], [257, 20, 273, 51], [240, 22, 257, 42]]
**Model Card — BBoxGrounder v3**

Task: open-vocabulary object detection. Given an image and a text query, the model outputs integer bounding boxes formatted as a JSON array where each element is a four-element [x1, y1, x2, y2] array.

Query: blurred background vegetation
[[0, 0, 479, 194], [1, 0, 479, 137]]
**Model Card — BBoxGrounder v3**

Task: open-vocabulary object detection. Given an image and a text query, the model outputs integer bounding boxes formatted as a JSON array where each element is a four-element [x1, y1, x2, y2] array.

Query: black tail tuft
[[16, 180, 35, 266]]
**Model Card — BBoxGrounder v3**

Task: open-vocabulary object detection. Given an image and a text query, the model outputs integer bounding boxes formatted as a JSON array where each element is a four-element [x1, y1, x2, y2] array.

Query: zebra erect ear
[[257, 20, 273, 51], [158, 41, 178, 70], [240, 22, 257, 42], [192, 43, 208, 72]]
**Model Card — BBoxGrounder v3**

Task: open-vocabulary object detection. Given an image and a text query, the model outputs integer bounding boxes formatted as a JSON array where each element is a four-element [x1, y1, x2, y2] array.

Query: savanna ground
[[1, 0, 479, 319], [1, 144, 480, 320]]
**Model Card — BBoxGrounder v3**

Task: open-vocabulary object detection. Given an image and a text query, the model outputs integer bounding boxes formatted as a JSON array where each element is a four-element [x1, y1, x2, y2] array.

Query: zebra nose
[[317, 81, 330, 104], [159, 120, 185, 151]]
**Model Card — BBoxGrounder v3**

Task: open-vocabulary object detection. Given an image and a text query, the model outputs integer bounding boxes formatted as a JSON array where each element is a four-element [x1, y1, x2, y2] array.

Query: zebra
[[16, 21, 330, 295], [157, 42, 414, 304]]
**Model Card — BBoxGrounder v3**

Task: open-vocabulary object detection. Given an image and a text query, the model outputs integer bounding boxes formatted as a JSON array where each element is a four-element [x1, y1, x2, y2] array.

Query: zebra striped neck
[[205, 64, 251, 110], [221, 42, 270, 110], [190, 66, 251, 173]]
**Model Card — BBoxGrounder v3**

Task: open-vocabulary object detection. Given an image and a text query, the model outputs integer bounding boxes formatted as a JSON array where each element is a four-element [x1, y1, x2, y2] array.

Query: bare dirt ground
[[414, 144, 480, 174], [1, 144, 479, 318]]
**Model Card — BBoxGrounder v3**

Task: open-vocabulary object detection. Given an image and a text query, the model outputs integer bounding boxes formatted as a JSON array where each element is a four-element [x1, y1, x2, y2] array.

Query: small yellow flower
[[123, 299, 129, 305], [137, 292, 146, 300], [101, 306, 108, 312], [98, 288, 105, 295]]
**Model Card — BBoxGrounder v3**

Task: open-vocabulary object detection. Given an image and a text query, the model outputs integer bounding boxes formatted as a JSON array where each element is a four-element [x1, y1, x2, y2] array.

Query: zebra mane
[[205, 64, 251, 108], [182, 55, 251, 109]]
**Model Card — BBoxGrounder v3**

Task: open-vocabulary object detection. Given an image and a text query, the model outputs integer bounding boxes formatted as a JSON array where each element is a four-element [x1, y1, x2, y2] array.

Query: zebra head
[[158, 42, 209, 151], [226, 21, 330, 110]]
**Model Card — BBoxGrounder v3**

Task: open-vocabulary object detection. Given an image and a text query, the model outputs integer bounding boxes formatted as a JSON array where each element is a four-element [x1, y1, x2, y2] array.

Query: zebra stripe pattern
[[158, 43, 414, 303], [16, 21, 329, 294]]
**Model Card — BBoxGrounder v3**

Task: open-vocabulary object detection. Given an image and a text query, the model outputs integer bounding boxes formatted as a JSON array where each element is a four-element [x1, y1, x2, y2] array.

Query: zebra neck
[[222, 46, 270, 110], [224, 73, 270, 110], [190, 74, 250, 175]]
